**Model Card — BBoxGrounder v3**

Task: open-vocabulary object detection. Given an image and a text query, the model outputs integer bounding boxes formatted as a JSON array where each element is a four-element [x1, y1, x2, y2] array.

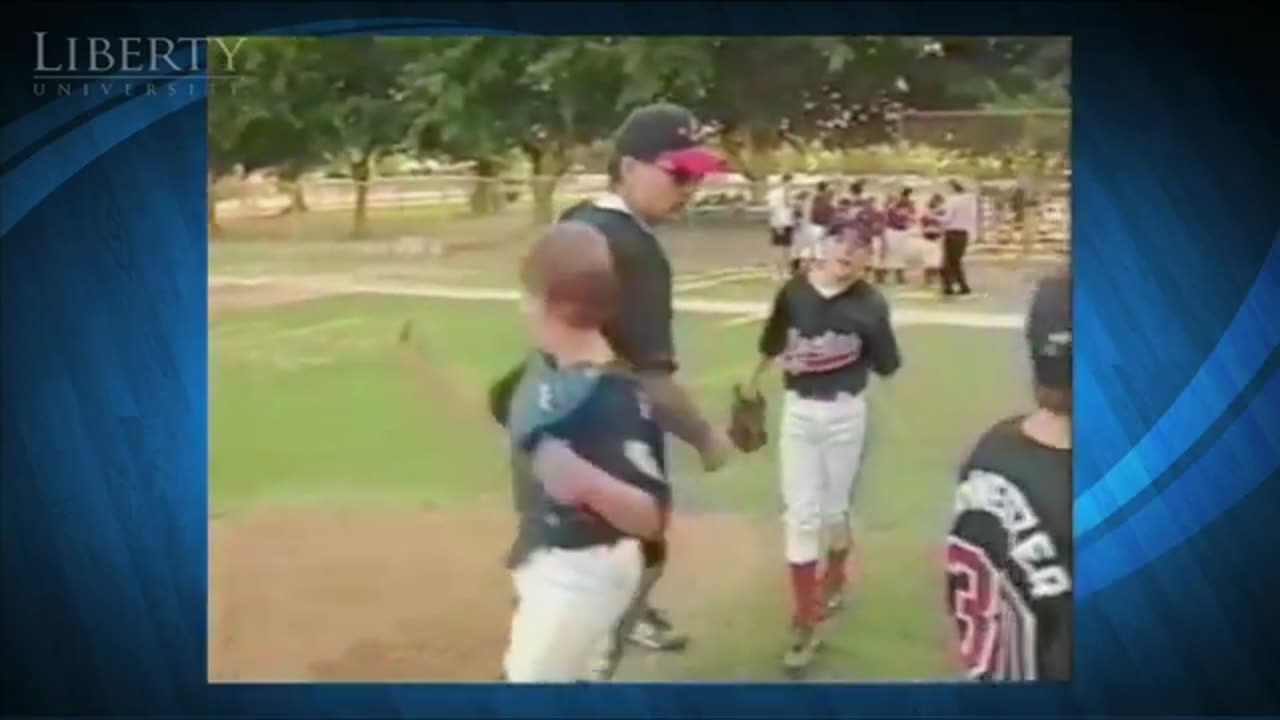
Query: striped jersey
[[946, 415, 1073, 681]]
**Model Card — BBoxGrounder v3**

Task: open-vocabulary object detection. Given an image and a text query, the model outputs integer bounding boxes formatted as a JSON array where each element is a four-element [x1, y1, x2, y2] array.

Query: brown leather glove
[[727, 384, 768, 453]]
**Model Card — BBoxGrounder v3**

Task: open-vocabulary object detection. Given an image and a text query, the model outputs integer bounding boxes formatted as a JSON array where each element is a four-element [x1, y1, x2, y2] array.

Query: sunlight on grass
[[210, 292, 1030, 680]]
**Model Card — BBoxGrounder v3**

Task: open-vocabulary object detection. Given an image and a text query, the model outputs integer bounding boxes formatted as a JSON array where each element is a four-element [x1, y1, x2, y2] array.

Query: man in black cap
[[489, 103, 734, 675], [944, 269, 1073, 681]]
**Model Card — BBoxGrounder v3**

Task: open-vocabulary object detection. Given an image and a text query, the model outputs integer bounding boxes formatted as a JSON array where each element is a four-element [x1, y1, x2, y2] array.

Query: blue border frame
[[3, 3, 1279, 716]]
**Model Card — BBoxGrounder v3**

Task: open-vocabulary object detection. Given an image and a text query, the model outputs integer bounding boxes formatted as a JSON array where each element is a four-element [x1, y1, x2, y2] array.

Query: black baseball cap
[[613, 103, 728, 177], [1026, 271, 1072, 390]]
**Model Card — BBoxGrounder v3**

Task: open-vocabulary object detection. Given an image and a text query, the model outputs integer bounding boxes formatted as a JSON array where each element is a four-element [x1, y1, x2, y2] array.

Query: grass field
[[209, 272, 1033, 681]]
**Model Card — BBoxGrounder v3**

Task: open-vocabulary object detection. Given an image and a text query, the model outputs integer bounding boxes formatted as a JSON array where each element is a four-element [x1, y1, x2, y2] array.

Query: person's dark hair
[[929, 193, 944, 208], [782, 173, 793, 183], [850, 180, 864, 196], [900, 187, 913, 200], [950, 179, 965, 193], [520, 221, 619, 330], [817, 181, 829, 193]]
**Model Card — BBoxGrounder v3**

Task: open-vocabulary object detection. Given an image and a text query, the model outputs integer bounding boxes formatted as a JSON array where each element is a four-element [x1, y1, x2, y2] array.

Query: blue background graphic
[[2, 2, 1278, 716]]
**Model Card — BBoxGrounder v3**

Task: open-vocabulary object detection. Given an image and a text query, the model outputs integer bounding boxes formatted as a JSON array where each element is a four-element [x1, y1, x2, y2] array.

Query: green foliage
[[209, 36, 1071, 222], [403, 36, 643, 221]]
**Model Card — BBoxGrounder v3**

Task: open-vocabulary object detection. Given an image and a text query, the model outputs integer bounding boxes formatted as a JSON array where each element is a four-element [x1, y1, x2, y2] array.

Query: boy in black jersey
[[745, 222, 902, 672], [945, 269, 1073, 681], [491, 221, 671, 682]]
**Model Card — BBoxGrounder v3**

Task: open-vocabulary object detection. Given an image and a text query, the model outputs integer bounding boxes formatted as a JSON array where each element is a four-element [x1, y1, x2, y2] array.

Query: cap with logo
[[1026, 271, 1072, 390], [613, 103, 729, 177]]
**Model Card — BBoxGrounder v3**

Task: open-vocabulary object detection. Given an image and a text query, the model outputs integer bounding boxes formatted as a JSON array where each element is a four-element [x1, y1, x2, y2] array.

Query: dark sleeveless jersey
[[558, 201, 676, 374], [758, 275, 901, 399], [946, 415, 1073, 681], [494, 352, 670, 570]]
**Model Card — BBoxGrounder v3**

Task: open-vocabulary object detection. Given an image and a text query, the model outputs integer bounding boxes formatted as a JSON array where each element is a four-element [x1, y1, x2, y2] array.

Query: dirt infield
[[209, 507, 779, 682]]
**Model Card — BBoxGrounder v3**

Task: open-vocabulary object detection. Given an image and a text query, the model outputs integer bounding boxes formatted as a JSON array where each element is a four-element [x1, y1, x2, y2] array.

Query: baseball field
[[208, 208, 1055, 682]]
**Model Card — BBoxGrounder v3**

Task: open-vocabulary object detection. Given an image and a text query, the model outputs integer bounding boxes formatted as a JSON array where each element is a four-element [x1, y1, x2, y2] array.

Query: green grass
[[216, 203, 470, 243], [211, 292, 1031, 680], [213, 193, 599, 244], [211, 295, 528, 514]]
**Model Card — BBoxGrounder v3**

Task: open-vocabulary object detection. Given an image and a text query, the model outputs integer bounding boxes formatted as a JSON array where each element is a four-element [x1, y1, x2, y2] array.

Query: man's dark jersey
[[558, 200, 676, 374], [946, 415, 1073, 681], [758, 275, 901, 399], [494, 352, 670, 570]]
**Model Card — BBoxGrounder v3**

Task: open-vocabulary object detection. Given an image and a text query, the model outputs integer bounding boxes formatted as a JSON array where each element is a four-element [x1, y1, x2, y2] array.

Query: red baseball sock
[[788, 561, 820, 626], [823, 548, 849, 595]]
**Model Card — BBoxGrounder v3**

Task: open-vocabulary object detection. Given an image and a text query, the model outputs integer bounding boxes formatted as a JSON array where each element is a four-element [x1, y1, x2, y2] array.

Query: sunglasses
[[655, 161, 703, 187]]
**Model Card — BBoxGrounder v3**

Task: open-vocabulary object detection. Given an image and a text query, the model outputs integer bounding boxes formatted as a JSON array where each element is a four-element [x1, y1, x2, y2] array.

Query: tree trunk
[[721, 128, 776, 203], [351, 155, 372, 239], [289, 182, 308, 213], [746, 131, 780, 203], [468, 157, 502, 216], [526, 145, 565, 226], [275, 164, 309, 215], [533, 176, 560, 225]]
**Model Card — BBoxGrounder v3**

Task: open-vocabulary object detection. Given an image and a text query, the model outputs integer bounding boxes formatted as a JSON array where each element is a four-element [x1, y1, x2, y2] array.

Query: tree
[[210, 38, 330, 217], [896, 38, 1071, 174], [407, 36, 639, 225], [619, 37, 927, 199], [898, 37, 1069, 112], [402, 38, 525, 216], [206, 36, 262, 234], [206, 79, 247, 235], [223, 37, 419, 238], [307, 37, 419, 237]]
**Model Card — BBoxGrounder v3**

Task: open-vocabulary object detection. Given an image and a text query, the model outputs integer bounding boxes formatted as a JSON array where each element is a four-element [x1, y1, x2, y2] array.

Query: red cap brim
[[656, 146, 729, 176]]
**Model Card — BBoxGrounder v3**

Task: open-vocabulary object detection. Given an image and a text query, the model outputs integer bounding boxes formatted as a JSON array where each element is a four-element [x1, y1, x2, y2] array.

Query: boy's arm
[[523, 378, 669, 540], [530, 438, 664, 540], [746, 286, 791, 394], [868, 295, 902, 377]]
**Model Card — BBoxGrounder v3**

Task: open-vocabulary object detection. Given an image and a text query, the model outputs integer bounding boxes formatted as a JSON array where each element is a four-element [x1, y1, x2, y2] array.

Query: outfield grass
[[211, 291, 1030, 680], [214, 193, 599, 244], [212, 293, 1026, 508]]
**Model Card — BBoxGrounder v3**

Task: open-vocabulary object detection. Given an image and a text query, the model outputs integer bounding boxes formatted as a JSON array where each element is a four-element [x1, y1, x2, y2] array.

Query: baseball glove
[[728, 384, 768, 453]]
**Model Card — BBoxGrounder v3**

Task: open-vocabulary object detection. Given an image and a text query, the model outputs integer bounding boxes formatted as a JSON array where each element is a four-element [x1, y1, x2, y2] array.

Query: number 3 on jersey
[[947, 537, 999, 676]]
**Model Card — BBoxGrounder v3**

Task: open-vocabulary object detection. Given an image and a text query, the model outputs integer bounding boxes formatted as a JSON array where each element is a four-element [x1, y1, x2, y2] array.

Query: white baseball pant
[[881, 228, 910, 270], [779, 391, 869, 564], [921, 236, 943, 269], [503, 539, 643, 682]]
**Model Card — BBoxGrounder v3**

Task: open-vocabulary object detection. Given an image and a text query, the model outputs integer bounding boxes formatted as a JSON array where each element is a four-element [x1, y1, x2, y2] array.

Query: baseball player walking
[[919, 193, 946, 287], [880, 187, 915, 286], [744, 222, 902, 672], [490, 222, 673, 682], [941, 180, 978, 296], [945, 270, 1072, 681], [492, 103, 734, 675], [767, 174, 796, 279]]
